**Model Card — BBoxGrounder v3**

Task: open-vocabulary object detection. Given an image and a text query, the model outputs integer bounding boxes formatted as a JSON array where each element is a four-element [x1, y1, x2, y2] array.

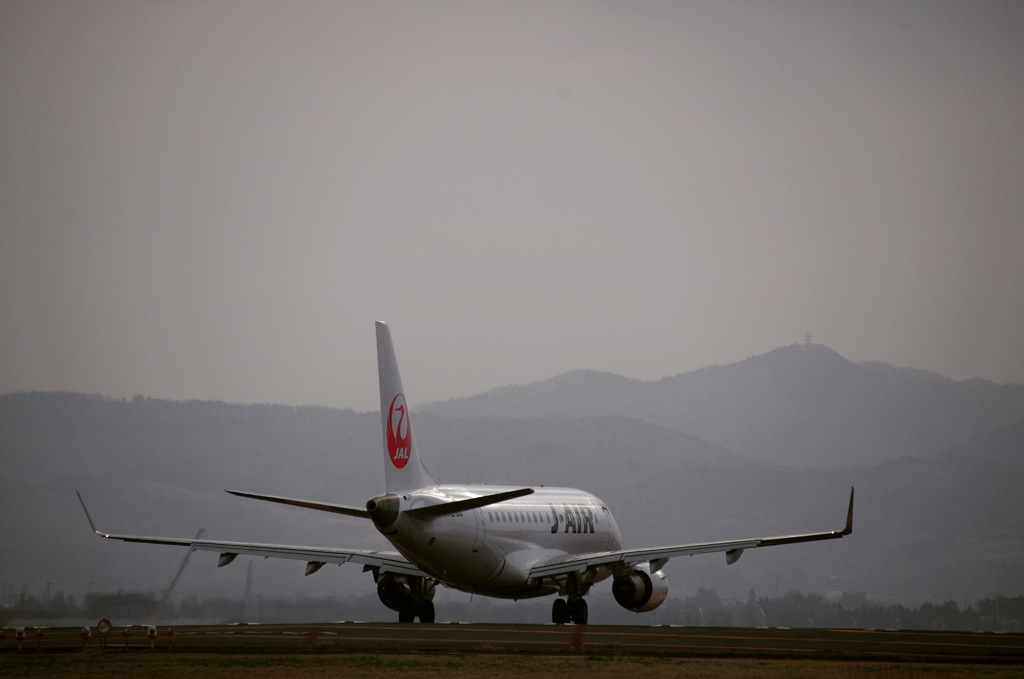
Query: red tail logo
[[386, 394, 412, 469]]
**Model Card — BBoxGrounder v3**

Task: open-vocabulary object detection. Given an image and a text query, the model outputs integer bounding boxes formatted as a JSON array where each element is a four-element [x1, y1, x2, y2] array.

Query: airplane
[[79, 321, 854, 625]]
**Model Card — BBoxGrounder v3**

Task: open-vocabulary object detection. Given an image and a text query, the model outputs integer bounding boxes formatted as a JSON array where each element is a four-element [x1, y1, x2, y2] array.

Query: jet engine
[[612, 562, 668, 612]]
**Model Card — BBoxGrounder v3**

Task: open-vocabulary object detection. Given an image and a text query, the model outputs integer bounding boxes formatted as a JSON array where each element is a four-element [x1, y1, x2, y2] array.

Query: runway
[[4, 622, 1023, 664]]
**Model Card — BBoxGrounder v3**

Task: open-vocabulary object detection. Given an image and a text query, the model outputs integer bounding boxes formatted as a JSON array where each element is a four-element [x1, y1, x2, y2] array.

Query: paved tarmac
[[3, 622, 1022, 664]]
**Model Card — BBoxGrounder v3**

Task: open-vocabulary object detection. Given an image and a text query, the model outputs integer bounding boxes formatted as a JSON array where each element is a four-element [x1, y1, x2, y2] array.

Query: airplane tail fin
[[376, 321, 435, 492]]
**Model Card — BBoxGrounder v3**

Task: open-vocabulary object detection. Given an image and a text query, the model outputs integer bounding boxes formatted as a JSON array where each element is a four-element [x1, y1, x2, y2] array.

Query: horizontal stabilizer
[[404, 488, 535, 519], [226, 490, 370, 519]]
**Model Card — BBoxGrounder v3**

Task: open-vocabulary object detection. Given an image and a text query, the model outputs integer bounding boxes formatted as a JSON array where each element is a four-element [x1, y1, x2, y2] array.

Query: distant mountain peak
[[423, 341, 1024, 468], [742, 342, 850, 367], [654, 343, 854, 387]]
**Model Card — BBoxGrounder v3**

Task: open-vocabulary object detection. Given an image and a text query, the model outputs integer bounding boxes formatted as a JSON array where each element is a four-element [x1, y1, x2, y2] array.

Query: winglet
[[755, 486, 855, 548], [841, 487, 855, 536], [76, 491, 106, 537]]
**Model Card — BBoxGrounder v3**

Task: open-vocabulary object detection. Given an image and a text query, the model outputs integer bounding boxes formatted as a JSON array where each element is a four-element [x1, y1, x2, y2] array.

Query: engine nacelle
[[375, 573, 435, 612], [366, 493, 400, 529], [612, 562, 668, 612]]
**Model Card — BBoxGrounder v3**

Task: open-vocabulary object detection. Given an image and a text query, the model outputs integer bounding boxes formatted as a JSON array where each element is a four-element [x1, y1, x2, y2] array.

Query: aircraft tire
[[570, 598, 588, 625], [418, 600, 435, 624], [552, 598, 570, 625], [398, 605, 417, 623]]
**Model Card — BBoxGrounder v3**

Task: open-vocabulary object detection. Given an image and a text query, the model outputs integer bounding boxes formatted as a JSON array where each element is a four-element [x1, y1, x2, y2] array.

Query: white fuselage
[[376, 485, 623, 598]]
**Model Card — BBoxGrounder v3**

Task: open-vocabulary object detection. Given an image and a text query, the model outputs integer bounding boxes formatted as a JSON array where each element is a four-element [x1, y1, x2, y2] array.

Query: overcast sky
[[2, 1, 1022, 411]]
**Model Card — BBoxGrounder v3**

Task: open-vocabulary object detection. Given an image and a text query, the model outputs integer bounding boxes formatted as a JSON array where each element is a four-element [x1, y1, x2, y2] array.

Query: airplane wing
[[76, 492, 426, 578], [530, 487, 854, 580]]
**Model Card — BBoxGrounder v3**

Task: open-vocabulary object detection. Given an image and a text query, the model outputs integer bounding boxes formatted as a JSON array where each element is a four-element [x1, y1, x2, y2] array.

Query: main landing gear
[[552, 597, 588, 625], [376, 572, 436, 623], [398, 600, 435, 624], [553, 571, 591, 624]]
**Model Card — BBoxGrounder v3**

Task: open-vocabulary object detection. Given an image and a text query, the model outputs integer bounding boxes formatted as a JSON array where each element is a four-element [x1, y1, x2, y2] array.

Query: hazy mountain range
[[423, 343, 1024, 467], [2, 342, 1022, 620]]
